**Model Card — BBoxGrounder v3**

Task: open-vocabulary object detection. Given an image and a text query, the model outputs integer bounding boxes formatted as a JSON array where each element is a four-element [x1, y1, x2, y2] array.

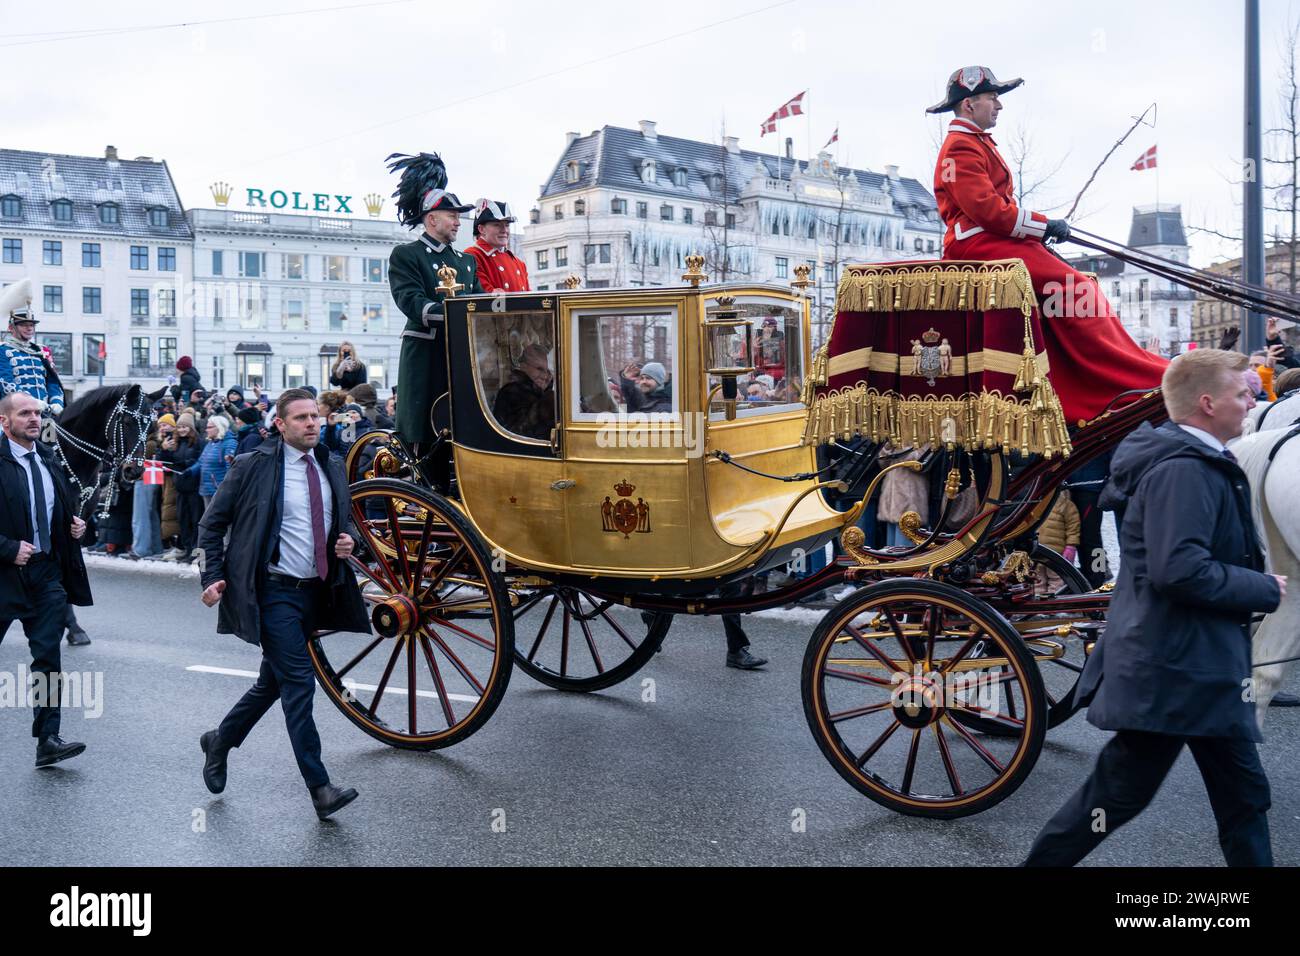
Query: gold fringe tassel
[[801, 382, 1072, 459], [834, 259, 1037, 316]]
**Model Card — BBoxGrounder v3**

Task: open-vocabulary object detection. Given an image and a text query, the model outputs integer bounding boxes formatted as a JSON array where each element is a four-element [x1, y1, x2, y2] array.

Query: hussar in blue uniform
[[385, 152, 481, 480], [0, 279, 64, 416]]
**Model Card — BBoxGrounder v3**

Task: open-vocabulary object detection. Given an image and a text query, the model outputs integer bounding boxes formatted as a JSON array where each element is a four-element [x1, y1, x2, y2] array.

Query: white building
[[188, 208, 412, 396], [522, 122, 944, 344], [1068, 204, 1195, 354], [0, 145, 193, 394]]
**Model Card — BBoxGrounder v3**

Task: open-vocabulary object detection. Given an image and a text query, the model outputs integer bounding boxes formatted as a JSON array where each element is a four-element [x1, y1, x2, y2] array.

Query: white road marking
[[185, 665, 480, 703]]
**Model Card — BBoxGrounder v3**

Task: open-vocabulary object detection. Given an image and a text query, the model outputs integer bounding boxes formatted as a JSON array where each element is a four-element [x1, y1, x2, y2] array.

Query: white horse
[[1231, 422, 1300, 727]]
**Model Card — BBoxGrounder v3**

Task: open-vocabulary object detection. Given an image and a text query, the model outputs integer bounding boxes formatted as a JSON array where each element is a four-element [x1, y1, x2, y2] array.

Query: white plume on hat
[[0, 277, 33, 318]]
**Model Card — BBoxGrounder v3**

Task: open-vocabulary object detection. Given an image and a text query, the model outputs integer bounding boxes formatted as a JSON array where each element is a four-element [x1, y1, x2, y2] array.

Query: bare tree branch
[[1066, 103, 1157, 220]]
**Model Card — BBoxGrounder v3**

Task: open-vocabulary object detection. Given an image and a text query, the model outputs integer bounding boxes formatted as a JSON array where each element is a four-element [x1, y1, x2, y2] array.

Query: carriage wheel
[[956, 545, 1097, 737], [802, 579, 1046, 819], [309, 478, 514, 750], [508, 581, 672, 692]]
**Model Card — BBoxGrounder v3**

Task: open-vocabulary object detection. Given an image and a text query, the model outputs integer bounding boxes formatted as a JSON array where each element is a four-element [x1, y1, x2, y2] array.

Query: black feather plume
[[386, 152, 448, 227]]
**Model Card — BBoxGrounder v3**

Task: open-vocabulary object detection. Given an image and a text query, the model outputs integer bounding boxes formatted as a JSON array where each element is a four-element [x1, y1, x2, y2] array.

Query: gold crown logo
[[210, 181, 231, 207], [614, 479, 635, 498], [364, 193, 384, 217], [922, 327, 941, 345]]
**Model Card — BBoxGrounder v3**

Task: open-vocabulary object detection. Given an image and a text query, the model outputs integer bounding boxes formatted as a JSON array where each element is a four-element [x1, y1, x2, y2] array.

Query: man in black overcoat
[[0, 392, 92, 766], [1025, 349, 1285, 866], [196, 389, 372, 820]]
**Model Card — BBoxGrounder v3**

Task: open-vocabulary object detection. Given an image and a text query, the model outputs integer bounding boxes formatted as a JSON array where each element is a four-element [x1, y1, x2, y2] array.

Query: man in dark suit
[[1025, 349, 1285, 866], [0, 392, 92, 767], [196, 388, 372, 820]]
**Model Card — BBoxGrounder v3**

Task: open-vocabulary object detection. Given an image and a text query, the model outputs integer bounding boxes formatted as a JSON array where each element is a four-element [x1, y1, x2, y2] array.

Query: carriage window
[[707, 299, 804, 420], [470, 310, 557, 443], [572, 310, 676, 419]]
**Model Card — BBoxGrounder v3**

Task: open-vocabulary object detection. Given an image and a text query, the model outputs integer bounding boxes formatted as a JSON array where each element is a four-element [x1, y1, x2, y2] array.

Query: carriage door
[[563, 304, 689, 573]]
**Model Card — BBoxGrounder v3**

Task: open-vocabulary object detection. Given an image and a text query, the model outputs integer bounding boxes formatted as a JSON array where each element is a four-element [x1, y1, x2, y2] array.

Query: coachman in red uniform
[[466, 199, 530, 293], [929, 66, 1167, 423]]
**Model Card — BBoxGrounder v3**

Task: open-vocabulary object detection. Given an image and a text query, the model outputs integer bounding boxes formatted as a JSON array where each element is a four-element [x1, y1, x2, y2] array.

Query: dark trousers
[[1074, 490, 1108, 588], [178, 492, 202, 552], [1025, 729, 1273, 866], [0, 558, 69, 738], [216, 580, 329, 790]]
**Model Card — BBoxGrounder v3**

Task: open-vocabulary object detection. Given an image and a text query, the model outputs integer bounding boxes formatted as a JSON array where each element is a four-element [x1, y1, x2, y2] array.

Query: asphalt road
[[1, 558, 1296, 866]]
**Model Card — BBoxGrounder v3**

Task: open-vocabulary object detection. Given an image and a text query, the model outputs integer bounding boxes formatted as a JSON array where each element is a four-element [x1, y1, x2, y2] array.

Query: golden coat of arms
[[909, 327, 953, 387], [601, 479, 651, 538]]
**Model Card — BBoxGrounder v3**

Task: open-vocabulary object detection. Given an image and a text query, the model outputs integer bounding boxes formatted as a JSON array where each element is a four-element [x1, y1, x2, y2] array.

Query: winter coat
[[1037, 490, 1081, 554], [0, 436, 92, 618], [235, 423, 265, 457], [172, 367, 202, 403], [197, 439, 370, 644], [876, 444, 932, 524], [492, 369, 557, 440], [1076, 422, 1282, 741], [197, 434, 238, 496], [329, 360, 367, 391]]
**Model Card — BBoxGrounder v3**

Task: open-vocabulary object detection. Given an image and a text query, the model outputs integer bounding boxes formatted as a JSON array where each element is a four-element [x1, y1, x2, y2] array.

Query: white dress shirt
[[268, 443, 333, 579], [1177, 424, 1227, 454], [14, 441, 55, 553]]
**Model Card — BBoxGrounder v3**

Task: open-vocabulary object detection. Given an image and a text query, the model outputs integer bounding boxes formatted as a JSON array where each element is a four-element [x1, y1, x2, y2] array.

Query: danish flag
[[1130, 145, 1158, 171], [760, 91, 806, 136], [143, 459, 165, 486], [823, 125, 839, 149]]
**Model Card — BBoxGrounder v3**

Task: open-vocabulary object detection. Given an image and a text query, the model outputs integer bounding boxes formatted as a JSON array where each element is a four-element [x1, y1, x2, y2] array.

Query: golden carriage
[[316, 256, 1166, 819]]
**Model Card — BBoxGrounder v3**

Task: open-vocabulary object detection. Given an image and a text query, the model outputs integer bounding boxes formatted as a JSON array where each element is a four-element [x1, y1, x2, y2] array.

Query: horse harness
[[48, 390, 154, 519]]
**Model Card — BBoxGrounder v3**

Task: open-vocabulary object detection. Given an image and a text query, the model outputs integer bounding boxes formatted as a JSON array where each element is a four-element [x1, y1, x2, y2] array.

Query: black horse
[[53, 383, 162, 519]]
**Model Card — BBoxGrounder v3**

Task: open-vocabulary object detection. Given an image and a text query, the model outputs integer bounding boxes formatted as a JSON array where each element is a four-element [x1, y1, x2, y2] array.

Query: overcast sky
[[4, 0, 1297, 265]]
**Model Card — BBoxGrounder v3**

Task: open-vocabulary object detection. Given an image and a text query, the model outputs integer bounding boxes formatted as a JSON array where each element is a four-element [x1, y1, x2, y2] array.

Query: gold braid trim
[[834, 259, 1037, 314], [800, 383, 1071, 459]]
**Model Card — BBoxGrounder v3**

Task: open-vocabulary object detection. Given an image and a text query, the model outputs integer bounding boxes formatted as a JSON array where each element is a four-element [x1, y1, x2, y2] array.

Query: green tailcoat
[[389, 233, 483, 446]]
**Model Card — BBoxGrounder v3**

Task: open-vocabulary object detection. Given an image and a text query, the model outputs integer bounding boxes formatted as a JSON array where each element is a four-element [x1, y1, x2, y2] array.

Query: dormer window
[[706, 172, 724, 193], [98, 202, 120, 225], [565, 161, 580, 183], [1, 195, 21, 218], [640, 159, 656, 184], [147, 207, 168, 228], [672, 168, 687, 187], [51, 199, 73, 222]]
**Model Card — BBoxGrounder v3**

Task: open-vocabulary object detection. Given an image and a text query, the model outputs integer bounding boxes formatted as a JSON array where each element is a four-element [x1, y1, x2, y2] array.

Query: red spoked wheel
[[509, 581, 672, 692], [802, 579, 1046, 819], [309, 478, 513, 750]]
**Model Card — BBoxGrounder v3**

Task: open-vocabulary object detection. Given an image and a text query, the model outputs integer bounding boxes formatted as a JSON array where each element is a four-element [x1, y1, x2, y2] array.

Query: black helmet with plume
[[386, 152, 448, 227]]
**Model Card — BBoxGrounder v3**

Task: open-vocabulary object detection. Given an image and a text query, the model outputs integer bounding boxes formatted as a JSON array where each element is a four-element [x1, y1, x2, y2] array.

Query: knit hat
[[342, 403, 365, 418], [237, 406, 262, 425], [156, 413, 176, 428], [175, 355, 193, 372], [349, 382, 378, 405], [641, 362, 667, 387], [177, 411, 197, 431]]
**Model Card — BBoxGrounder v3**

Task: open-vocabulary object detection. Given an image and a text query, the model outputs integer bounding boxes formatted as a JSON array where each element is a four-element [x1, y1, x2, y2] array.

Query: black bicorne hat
[[925, 66, 1024, 115]]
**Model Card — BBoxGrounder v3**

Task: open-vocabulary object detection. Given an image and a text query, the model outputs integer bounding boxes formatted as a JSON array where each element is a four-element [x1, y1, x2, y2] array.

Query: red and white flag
[[1131, 145, 1157, 171], [761, 90, 806, 136], [823, 125, 839, 150], [143, 459, 166, 486]]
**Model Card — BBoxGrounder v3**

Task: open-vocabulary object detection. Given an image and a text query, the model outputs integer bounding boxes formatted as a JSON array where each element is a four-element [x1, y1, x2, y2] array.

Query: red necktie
[[303, 456, 328, 580]]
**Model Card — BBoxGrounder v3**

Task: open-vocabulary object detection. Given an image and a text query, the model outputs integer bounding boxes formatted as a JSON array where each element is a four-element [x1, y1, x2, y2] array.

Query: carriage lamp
[[705, 296, 755, 420]]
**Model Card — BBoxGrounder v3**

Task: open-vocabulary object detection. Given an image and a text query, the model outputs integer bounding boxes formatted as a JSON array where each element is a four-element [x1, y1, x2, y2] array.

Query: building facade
[[1067, 204, 1195, 354], [1192, 241, 1300, 351], [0, 146, 193, 394], [522, 123, 944, 345], [189, 208, 413, 396]]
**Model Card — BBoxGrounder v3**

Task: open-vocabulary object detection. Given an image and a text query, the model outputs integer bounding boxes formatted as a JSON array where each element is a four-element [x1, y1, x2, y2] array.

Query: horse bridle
[[49, 390, 154, 519]]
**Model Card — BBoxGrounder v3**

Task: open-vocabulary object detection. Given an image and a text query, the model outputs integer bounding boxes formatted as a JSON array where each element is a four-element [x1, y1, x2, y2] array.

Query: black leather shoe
[[65, 627, 92, 646], [1269, 692, 1300, 708], [200, 730, 228, 794], [311, 783, 359, 820], [726, 648, 768, 670], [35, 735, 86, 767]]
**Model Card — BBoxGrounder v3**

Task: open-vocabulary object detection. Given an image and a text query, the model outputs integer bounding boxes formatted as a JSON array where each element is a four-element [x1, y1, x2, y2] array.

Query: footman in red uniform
[[466, 199, 530, 294], [929, 66, 1168, 423]]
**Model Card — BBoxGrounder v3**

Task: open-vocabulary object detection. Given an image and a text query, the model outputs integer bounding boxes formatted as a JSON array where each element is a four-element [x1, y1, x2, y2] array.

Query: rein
[[51, 389, 154, 519]]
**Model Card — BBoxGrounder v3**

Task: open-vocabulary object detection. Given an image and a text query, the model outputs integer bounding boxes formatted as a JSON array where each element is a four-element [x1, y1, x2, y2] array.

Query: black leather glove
[[1044, 219, 1071, 243]]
